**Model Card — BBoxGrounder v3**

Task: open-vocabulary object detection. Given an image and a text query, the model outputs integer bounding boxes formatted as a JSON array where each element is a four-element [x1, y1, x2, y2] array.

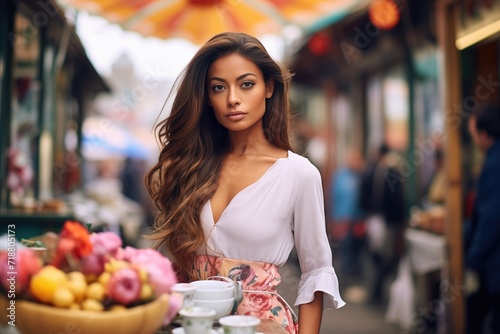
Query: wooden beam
[[436, 1, 464, 333]]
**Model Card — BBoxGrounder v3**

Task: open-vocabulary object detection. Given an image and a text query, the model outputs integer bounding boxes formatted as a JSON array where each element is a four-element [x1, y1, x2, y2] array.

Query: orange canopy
[[59, 0, 364, 44]]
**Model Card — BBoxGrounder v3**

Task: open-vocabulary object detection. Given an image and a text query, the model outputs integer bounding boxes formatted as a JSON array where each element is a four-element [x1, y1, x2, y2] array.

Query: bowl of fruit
[[0, 221, 182, 334], [1, 291, 170, 334]]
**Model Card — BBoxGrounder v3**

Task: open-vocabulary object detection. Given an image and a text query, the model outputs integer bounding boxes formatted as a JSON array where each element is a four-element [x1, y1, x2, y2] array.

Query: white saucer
[[172, 328, 218, 334]]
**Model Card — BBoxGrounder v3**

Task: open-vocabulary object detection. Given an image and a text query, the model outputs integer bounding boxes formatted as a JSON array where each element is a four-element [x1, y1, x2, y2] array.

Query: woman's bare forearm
[[298, 291, 324, 333]]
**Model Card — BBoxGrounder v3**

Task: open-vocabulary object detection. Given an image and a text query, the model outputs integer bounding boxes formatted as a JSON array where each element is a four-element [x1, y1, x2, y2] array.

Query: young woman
[[145, 32, 344, 333]]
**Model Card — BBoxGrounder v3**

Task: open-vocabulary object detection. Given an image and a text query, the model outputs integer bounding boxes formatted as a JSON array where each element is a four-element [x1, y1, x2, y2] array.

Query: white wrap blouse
[[198, 150, 345, 309]]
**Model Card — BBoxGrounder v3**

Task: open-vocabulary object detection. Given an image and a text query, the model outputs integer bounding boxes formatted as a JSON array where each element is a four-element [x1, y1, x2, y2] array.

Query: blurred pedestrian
[[359, 143, 405, 304], [120, 156, 156, 234], [144, 32, 345, 333], [120, 157, 145, 204], [328, 149, 366, 280], [465, 103, 500, 334]]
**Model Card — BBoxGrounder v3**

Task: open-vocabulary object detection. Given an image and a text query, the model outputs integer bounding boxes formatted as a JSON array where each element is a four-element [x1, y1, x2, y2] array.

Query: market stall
[[0, 0, 109, 238]]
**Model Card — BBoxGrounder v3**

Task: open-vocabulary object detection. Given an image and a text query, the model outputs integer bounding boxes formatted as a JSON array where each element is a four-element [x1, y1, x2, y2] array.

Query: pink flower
[[7, 148, 33, 193], [90, 232, 122, 257], [118, 247, 177, 295], [107, 268, 141, 305], [163, 293, 182, 325], [238, 292, 274, 319], [80, 254, 105, 276]]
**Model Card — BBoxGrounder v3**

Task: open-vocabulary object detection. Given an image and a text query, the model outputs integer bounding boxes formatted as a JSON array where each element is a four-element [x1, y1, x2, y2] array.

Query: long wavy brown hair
[[145, 32, 294, 280]]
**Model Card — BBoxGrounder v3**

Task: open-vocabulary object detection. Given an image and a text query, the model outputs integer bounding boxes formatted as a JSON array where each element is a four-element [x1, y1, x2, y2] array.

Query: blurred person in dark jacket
[[465, 103, 500, 334], [121, 157, 144, 203], [359, 143, 405, 304]]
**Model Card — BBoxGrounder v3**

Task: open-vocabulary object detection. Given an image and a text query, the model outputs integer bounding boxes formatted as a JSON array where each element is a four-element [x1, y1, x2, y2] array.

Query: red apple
[[0, 249, 42, 295]]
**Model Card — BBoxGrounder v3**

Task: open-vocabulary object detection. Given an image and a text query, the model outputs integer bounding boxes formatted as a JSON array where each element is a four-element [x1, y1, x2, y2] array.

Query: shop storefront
[[437, 0, 500, 332], [0, 0, 109, 238], [290, 0, 443, 212], [289, 0, 451, 332]]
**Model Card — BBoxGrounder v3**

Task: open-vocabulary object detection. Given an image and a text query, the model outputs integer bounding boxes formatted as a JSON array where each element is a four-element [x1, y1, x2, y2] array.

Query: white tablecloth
[[386, 228, 447, 332], [404, 228, 446, 275]]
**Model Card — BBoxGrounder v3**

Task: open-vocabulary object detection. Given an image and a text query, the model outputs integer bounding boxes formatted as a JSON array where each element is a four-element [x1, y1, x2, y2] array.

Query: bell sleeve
[[291, 158, 346, 309]]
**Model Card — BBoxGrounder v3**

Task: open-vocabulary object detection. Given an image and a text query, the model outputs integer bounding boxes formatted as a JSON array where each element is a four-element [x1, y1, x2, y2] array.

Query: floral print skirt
[[191, 255, 298, 334]]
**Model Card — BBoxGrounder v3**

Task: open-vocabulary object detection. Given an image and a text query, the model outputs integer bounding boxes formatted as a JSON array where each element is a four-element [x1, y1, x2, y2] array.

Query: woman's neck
[[227, 125, 271, 156]]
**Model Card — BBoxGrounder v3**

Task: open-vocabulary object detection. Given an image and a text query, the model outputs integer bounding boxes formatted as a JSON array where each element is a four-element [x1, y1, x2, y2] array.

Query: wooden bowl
[[1, 294, 170, 334]]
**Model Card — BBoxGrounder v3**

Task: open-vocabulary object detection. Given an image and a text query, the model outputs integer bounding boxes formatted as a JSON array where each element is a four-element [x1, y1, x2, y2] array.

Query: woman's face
[[207, 53, 274, 133]]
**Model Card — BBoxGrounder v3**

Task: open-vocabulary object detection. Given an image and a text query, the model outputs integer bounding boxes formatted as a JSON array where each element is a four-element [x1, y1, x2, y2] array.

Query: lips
[[226, 111, 247, 121]]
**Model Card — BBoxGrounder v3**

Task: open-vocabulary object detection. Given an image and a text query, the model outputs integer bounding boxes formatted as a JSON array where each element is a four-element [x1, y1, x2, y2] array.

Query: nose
[[227, 88, 240, 107]]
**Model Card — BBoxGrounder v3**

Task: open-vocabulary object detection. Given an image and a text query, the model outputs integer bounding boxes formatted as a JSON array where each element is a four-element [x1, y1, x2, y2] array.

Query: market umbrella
[[58, 0, 364, 45]]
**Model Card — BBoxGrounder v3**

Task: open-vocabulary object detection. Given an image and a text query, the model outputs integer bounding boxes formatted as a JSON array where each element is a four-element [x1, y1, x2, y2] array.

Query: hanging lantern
[[369, 0, 400, 30], [307, 32, 330, 56]]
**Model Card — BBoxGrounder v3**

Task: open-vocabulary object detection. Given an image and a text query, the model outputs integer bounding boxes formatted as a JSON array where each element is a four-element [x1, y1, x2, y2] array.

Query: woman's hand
[[258, 319, 289, 333]]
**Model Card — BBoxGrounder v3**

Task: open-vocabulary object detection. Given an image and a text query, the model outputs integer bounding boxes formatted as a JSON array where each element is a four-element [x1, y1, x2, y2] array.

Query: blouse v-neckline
[[209, 151, 291, 225]]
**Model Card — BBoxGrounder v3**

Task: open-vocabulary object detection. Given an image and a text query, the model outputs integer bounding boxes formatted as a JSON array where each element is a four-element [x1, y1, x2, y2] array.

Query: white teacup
[[194, 297, 234, 319], [190, 280, 235, 300], [179, 307, 216, 334], [172, 283, 198, 309], [218, 315, 261, 334]]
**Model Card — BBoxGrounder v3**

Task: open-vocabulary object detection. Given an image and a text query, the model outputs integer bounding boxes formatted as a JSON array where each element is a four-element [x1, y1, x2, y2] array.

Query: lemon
[[52, 287, 75, 308], [140, 283, 154, 301], [109, 305, 127, 312], [98, 272, 111, 286], [68, 279, 87, 302], [138, 269, 149, 283], [81, 299, 104, 312], [105, 259, 129, 273], [86, 282, 106, 301], [67, 271, 86, 282]]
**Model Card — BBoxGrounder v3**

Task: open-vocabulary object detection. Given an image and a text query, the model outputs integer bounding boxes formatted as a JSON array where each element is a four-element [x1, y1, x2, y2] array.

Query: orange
[[30, 274, 60, 304], [30, 266, 68, 304]]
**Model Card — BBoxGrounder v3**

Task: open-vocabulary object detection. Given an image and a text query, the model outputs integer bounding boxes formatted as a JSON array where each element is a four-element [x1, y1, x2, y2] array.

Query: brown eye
[[241, 81, 255, 89], [212, 85, 225, 92]]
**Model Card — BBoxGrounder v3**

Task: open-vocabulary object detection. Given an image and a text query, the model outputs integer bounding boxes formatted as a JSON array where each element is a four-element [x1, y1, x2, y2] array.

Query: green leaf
[[270, 306, 282, 316]]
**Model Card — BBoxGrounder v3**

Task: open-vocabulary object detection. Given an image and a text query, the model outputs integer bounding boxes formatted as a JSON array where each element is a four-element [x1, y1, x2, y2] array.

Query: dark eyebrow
[[208, 73, 257, 83]]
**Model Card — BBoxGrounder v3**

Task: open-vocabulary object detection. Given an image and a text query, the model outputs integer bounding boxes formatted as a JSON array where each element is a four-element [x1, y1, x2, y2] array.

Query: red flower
[[51, 221, 93, 267], [238, 292, 273, 318]]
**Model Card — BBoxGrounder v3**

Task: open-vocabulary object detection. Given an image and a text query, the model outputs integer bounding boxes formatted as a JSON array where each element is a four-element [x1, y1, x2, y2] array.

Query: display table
[[405, 228, 447, 332], [404, 227, 446, 275]]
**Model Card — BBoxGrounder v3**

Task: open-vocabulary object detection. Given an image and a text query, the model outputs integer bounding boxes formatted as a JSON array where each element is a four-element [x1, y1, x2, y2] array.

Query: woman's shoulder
[[287, 151, 322, 180], [287, 150, 317, 167]]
